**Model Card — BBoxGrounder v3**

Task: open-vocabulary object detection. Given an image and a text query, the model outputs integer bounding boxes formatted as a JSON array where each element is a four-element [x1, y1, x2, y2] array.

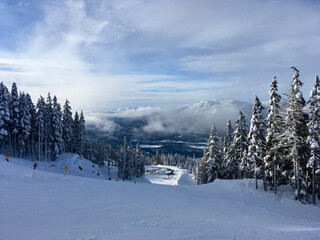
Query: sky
[[0, 0, 319, 113]]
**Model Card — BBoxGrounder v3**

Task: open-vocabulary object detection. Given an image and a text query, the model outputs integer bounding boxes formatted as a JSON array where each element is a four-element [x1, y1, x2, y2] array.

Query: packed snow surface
[[145, 165, 196, 186], [1, 155, 320, 240]]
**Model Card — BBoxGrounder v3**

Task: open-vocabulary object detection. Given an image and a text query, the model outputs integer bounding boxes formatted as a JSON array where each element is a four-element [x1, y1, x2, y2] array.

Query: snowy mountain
[[1, 155, 320, 240], [138, 99, 252, 136], [87, 99, 253, 156]]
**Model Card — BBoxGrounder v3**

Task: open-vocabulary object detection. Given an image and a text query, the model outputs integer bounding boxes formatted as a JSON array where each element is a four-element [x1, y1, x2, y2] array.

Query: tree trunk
[[8, 130, 13, 157], [262, 162, 267, 191], [274, 162, 277, 194], [45, 127, 47, 161], [28, 137, 31, 159], [12, 134, 16, 157], [39, 124, 41, 161], [312, 163, 315, 204], [255, 156, 258, 189], [293, 147, 299, 199], [2, 138, 5, 155]]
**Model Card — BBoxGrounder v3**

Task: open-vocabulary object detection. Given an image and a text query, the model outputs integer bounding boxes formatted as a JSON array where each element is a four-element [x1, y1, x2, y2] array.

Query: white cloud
[[85, 112, 119, 134], [85, 99, 253, 138], [0, 0, 319, 112]]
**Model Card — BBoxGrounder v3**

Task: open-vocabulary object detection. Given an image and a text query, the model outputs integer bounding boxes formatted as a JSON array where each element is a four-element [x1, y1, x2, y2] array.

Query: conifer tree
[[135, 142, 145, 177], [18, 92, 32, 157], [224, 120, 233, 154], [0, 82, 10, 153], [9, 82, 20, 157], [225, 111, 248, 179], [62, 100, 73, 152], [26, 93, 36, 159], [283, 67, 309, 200], [221, 120, 233, 178], [79, 111, 86, 156], [307, 75, 320, 204], [36, 96, 45, 161], [52, 96, 63, 160], [44, 93, 54, 160], [248, 96, 267, 190], [72, 111, 80, 154], [118, 136, 134, 180], [197, 148, 208, 184], [207, 125, 221, 182], [265, 77, 283, 193]]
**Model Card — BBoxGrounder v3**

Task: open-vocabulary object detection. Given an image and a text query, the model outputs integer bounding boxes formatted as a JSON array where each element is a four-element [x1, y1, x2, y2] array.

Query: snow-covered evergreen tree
[[72, 111, 80, 154], [225, 111, 248, 179], [283, 67, 309, 201], [18, 92, 32, 157], [197, 148, 208, 184], [78, 111, 86, 156], [118, 136, 134, 180], [248, 96, 267, 190], [52, 96, 63, 160], [221, 120, 233, 178], [265, 77, 284, 192], [62, 100, 73, 153], [135, 142, 145, 177], [224, 120, 233, 154], [26, 93, 36, 159], [307, 75, 320, 204], [0, 82, 10, 153], [44, 93, 54, 160], [206, 125, 221, 182], [9, 82, 20, 157], [36, 96, 45, 161]]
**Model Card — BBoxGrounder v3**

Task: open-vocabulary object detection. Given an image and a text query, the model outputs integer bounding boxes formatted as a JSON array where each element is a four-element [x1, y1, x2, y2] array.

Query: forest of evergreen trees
[[0, 81, 146, 179], [2, 66, 320, 204], [196, 67, 320, 204], [0, 81, 116, 165]]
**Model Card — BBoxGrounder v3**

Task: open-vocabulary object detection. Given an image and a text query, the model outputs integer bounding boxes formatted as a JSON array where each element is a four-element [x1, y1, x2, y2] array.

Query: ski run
[[1, 154, 319, 240]]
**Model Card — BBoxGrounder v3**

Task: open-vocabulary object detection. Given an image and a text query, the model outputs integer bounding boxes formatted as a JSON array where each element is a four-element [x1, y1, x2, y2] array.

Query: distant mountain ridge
[[86, 99, 254, 156]]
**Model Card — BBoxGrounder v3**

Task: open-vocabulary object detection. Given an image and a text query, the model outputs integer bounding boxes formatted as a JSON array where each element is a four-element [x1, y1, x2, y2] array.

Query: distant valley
[[86, 99, 253, 157]]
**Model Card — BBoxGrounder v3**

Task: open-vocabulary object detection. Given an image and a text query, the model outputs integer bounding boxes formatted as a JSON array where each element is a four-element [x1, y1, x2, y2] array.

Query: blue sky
[[0, 0, 319, 112]]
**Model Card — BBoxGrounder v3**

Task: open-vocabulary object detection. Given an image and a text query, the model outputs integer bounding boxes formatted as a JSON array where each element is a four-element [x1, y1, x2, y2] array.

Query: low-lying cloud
[[86, 99, 253, 140]]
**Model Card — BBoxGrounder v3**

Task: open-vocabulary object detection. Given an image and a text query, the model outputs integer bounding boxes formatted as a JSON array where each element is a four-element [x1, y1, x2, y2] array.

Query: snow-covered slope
[[0, 153, 107, 179], [1, 157, 320, 240], [145, 165, 196, 186]]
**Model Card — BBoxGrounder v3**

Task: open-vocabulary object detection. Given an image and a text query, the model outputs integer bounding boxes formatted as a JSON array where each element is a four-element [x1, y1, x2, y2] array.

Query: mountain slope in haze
[[137, 99, 253, 138]]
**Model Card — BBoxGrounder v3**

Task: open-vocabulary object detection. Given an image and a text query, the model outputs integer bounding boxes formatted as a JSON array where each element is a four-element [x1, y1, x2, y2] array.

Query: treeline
[[196, 67, 320, 204], [114, 138, 200, 180], [0, 82, 110, 163]]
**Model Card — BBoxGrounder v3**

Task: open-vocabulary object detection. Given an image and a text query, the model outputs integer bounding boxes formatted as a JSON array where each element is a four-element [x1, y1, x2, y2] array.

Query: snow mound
[[0, 153, 104, 180]]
